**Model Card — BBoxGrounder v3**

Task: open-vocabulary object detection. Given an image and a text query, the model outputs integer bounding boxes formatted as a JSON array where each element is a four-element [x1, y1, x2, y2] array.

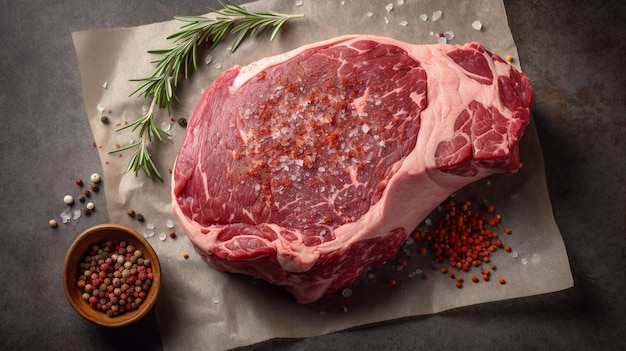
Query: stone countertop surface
[[0, 0, 623, 350]]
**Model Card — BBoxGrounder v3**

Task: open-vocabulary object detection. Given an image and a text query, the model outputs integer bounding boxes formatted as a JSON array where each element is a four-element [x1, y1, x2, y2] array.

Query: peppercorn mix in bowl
[[63, 223, 161, 327]]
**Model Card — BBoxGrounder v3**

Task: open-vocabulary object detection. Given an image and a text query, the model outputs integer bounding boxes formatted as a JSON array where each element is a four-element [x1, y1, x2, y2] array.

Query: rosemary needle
[[109, 1, 304, 181]]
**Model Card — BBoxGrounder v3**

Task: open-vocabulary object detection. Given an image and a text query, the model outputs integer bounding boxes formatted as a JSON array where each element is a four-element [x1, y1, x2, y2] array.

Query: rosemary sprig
[[109, 1, 304, 181]]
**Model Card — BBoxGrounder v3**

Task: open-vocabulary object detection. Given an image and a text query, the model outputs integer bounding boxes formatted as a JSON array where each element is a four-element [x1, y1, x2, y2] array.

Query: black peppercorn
[[177, 117, 187, 127], [100, 116, 109, 124]]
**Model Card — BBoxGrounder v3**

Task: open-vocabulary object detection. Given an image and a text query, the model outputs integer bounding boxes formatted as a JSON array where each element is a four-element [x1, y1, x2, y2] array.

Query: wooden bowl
[[63, 223, 161, 327]]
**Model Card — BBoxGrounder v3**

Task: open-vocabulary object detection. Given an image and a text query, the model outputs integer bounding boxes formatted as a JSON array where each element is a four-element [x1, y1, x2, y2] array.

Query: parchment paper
[[72, 0, 573, 349]]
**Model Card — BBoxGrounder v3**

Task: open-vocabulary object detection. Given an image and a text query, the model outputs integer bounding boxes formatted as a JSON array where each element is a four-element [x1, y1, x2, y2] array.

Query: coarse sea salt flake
[[397, 0, 404, 4], [385, 3, 393, 12], [420, 14, 428, 21], [472, 20, 483, 30], [166, 219, 174, 228], [102, 81, 108, 89], [97, 104, 105, 114], [399, 20, 408, 27], [366, 11, 373, 17], [444, 31, 455, 40], [432, 10, 442, 21], [205, 54, 213, 65], [295, 0, 303, 6], [60, 210, 71, 224], [159, 121, 172, 133]]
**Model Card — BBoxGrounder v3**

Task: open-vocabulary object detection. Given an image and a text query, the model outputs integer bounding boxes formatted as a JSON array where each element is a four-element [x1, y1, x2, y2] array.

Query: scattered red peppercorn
[[169, 231, 177, 238], [75, 178, 83, 186], [389, 279, 397, 286], [393, 196, 515, 290], [182, 252, 189, 259], [499, 278, 506, 284]]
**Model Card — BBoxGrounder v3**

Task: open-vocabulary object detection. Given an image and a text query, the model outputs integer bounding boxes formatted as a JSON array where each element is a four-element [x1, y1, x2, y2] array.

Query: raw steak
[[172, 35, 532, 303]]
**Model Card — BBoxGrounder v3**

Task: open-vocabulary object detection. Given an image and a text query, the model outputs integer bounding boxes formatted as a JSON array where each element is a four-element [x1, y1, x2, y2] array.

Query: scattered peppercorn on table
[[1, 0, 624, 350]]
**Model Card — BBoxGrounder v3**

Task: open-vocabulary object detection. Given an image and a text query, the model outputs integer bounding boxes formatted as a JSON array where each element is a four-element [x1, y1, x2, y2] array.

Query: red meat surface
[[172, 35, 532, 303]]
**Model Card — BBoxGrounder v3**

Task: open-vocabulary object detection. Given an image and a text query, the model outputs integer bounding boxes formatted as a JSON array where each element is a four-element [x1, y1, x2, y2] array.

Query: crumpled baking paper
[[72, 0, 573, 349]]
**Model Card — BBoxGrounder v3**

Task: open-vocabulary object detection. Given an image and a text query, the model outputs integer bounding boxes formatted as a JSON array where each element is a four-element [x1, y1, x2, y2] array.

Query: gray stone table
[[0, 0, 623, 350]]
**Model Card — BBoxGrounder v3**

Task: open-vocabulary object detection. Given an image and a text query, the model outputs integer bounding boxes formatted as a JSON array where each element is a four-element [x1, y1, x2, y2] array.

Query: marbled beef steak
[[172, 35, 532, 303]]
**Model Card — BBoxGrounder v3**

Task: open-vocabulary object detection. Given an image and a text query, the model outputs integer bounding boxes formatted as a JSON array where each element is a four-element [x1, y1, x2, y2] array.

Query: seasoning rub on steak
[[172, 35, 533, 303]]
